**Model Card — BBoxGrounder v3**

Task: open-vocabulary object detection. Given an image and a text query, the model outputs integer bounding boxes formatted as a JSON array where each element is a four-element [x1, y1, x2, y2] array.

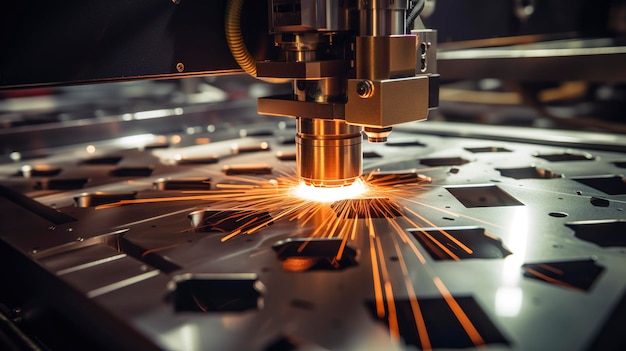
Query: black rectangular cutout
[[409, 226, 511, 260], [172, 273, 262, 312], [366, 296, 509, 349], [446, 185, 523, 208]]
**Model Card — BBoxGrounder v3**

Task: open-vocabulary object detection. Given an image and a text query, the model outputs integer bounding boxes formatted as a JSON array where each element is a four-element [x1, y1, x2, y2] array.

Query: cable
[[225, 0, 289, 84], [406, 0, 426, 33]]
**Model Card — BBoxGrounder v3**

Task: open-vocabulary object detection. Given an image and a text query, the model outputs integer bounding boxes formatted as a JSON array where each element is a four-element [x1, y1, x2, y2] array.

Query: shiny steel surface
[[438, 38, 626, 82], [1, 98, 626, 350]]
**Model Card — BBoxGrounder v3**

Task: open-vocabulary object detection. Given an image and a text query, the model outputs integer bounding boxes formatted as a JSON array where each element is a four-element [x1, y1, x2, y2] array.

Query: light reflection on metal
[[495, 287, 523, 318], [292, 178, 369, 203], [496, 207, 529, 317]]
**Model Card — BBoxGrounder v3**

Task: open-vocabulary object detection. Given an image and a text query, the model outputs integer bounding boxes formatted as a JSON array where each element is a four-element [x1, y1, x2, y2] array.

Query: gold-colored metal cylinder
[[296, 118, 362, 187]]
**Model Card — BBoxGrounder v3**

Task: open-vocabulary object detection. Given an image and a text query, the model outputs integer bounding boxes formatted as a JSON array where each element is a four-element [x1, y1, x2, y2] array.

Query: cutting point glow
[[292, 178, 370, 203]]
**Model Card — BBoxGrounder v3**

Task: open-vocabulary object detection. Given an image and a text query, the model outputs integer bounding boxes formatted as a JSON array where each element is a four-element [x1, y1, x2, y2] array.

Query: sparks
[[93, 168, 492, 348], [291, 178, 370, 203]]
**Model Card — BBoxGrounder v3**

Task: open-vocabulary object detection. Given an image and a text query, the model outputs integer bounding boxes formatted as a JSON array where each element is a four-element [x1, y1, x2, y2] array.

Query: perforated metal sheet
[[1, 119, 625, 351]]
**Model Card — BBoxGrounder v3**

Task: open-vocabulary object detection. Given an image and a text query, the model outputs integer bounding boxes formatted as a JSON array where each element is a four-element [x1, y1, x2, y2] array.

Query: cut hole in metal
[[331, 198, 402, 218], [385, 139, 426, 147], [153, 178, 211, 191], [496, 166, 562, 179], [367, 171, 431, 186], [419, 157, 470, 166], [35, 178, 90, 190], [74, 192, 137, 207], [143, 140, 170, 149], [120, 238, 182, 274], [366, 296, 509, 349], [522, 259, 604, 291], [533, 152, 595, 162], [409, 226, 512, 260], [189, 209, 273, 233], [175, 155, 219, 165], [464, 146, 511, 153], [613, 161, 626, 169], [109, 167, 154, 177], [80, 156, 123, 165], [566, 220, 626, 247], [272, 238, 358, 272], [15, 165, 62, 177], [242, 129, 274, 137], [170, 273, 264, 312], [276, 151, 296, 161], [573, 176, 626, 195], [549, 212, 568, 218], [363, 151, 382, 158], [446, 185, 524, 208], [223, 164, 273, 176], [231, 142, 270, 154], [590, 197, 610, 207]]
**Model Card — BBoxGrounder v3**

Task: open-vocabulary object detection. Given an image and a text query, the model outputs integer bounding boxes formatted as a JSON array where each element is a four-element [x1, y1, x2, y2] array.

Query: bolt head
[[356, 80, 374, 98]]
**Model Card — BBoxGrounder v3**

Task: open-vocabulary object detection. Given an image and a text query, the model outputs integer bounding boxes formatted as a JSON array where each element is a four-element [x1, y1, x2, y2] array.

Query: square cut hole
[[153, 177, 211, 191], [464, 147, 511, 153], [366, 295, 509, 349], [522, 259, 604, 291], [533, 152, 594, 162], [188, 209, 273, 233], [366, 171, 431, 186], [170, 273, 263, 312], [272, 238, 357, 272], [409, 226, 511, 261], [446, 185, 524, 208], [573, 175, 626, 195], [496, 166, 562, 179], [419, 157, 470, 167], [566, 219, 626, 247]]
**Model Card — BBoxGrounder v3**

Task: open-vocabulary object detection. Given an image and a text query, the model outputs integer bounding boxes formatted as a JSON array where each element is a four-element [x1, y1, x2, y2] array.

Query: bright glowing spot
[[170, 135, 182, 145], [292, 178, 369, 203], [118, 134, 154, 148], [207, 124, 216, 133], [134, 109, 170, 120], [495, 287, 523, 317], [9, 152, 21, 162], [260, 142, 269, 150], [86, 145, 96, 154]]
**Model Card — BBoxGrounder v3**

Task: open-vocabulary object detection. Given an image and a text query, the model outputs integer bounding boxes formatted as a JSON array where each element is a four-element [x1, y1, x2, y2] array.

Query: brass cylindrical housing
[[296, 118, 362, 187]]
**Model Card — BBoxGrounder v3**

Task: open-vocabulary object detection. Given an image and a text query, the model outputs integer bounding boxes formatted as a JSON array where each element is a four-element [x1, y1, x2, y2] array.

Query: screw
[[356, 80, 374, 98], [176, 62, 185, 72]]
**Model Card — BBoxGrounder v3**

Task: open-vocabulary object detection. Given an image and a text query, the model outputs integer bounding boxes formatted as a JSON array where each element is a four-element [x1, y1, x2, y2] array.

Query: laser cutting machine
[[1, 1, 626, 350]]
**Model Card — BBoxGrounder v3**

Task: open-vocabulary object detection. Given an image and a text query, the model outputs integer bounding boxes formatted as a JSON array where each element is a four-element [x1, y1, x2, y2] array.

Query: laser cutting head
[[226, 0, 439, 187]]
